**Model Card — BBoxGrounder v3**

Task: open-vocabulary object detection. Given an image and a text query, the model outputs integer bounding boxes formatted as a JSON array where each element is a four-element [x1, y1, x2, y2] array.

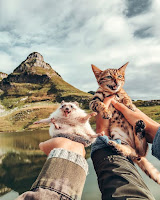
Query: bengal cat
[[90, 62, 160, 184]]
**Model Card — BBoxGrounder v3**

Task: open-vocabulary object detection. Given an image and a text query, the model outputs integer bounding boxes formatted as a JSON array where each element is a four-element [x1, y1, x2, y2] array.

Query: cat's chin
[[104, 85, 121, 93]]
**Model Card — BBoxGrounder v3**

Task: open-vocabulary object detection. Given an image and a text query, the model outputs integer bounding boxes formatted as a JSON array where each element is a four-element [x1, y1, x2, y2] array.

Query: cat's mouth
[[107, 84, 119, 91]]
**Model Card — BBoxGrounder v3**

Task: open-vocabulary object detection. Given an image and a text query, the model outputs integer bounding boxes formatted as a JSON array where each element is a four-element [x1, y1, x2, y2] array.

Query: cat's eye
[[118, 75, 122, 78], [106, 76, 112, 79]]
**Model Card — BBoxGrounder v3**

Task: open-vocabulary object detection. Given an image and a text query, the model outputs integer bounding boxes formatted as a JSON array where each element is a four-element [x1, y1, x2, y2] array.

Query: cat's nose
[[114, 79, 118, 85]]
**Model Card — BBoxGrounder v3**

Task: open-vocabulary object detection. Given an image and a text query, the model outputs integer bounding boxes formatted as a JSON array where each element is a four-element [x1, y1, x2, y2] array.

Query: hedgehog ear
[[73, 101, 79, 107], [61, 100, 65, 104], [91, 64, 103, 80], [118, 62, 129, 74]]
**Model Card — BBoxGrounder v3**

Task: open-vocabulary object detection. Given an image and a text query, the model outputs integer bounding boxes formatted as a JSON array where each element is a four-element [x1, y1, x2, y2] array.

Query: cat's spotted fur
[[90, 62, 160, 184]]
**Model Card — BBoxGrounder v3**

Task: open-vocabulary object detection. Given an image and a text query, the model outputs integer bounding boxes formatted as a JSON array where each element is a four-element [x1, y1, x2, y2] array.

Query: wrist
[[63, 141, 86, 157], [146, 121, 160, 143], [39, 137, 86, 157]]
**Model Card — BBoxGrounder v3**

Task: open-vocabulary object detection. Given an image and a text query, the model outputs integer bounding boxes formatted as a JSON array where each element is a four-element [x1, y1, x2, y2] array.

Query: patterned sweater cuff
[[48, 148, 88, 175], [152, 127, 160, 160]]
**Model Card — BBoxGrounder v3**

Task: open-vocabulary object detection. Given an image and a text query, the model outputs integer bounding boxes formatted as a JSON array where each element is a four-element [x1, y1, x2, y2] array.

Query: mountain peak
[[0, 52, 91, 109], [14, 52, 52, 73], [27, 52, 44, 61]]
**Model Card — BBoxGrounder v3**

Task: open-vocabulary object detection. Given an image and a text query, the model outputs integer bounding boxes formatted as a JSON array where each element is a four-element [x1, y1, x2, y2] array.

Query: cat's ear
[[91, 64, 103, 79], [118, 62, 129, 73]]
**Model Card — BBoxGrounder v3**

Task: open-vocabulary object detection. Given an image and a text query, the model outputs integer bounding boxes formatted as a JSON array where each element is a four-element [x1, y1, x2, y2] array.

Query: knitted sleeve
[[91, 135, 121, 157]]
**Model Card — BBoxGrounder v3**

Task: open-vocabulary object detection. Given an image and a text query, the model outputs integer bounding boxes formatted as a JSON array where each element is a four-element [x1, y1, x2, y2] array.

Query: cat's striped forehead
[[101, 68, 121, 76]]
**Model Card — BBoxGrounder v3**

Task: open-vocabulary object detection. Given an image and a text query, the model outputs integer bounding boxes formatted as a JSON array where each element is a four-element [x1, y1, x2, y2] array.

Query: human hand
[[111, 99, 160, 143], [96, 96, 115, 136], [39, 137, 86, 157]]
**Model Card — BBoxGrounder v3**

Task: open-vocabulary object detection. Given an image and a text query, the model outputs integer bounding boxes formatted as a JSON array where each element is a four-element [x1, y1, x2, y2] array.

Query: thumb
[[103, 95, 115, 108], [111, 99, 138, 127], [111, 99, 129, 115]]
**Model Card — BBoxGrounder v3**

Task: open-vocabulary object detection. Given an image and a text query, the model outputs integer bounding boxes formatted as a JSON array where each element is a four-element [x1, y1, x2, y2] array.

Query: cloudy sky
[[0, 0, 160, 100]]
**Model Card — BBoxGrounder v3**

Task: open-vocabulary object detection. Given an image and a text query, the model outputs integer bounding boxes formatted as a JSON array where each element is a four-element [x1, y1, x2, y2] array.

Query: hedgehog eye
[[118, 75, 122, 78], [61, 105, 64, 108], [70, 105, 73, 108], [106, 76, 112, 79]]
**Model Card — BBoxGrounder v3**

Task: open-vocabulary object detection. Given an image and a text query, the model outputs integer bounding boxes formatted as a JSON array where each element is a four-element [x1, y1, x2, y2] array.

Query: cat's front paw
[[123, 98, 136, 111], [127, 104, 136, 111], [100, 109, 112, 119]]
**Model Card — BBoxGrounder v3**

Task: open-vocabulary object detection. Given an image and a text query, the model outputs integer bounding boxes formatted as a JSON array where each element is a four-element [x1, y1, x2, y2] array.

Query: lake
[[0, 130, 159, 200]]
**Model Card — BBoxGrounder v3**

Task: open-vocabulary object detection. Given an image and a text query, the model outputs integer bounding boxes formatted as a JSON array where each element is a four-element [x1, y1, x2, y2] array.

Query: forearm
[[152, 127, 160, 160], [16, 148, 88, 200], [145, 121, 160, 143], [91, 137, 155, 200]]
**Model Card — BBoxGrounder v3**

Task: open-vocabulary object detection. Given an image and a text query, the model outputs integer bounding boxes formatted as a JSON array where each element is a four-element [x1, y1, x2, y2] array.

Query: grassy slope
[[0, 103, 59, 132], [0, 103, 160, 133], [0, 70, 91, 109]]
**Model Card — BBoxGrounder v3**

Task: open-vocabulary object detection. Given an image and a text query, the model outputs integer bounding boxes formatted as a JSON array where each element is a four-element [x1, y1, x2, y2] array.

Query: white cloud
[[0, 0, 160, 100], [0, 52, 16, 74]]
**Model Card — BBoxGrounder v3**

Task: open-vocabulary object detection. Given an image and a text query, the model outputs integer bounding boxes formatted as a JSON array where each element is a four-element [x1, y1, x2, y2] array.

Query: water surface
[[0, 131, 159, 200]]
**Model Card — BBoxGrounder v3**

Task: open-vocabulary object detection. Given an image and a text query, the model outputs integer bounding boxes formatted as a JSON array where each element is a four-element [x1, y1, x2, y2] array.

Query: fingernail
[[39, 142, 44, 150], [111, 99, 116, 104]]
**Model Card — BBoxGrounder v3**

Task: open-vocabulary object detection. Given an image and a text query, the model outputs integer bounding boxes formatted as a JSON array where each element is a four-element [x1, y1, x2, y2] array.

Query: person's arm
[[16, 138, 87, 200], [91, 97, 155, 200], [111, 99, 160, 160]]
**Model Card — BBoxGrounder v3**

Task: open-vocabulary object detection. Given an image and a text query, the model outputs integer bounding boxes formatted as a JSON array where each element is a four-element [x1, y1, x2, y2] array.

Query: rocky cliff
[[0, 52, 91, 109], [0, 72, 8, 81]]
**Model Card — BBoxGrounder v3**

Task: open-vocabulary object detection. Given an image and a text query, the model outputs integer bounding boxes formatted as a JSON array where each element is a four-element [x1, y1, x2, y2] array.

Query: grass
[[138, 105, 160, 123], [0, 103, 59, 132]]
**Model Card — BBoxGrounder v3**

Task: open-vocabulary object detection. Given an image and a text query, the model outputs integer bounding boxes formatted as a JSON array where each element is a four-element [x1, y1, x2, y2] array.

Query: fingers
[[111, 99, 139, 127], [95, 96, 114, 136], [39, 138, 56, 155], [111, 99, 130, 113], [96, 113, 110, 136], [103, 96, 115, 108], [39, 137, 86, 157]]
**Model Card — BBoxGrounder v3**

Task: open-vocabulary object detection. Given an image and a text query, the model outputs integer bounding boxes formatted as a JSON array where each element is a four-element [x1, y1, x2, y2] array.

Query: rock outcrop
[[14, 52, 56, 73], [0, 72, 8, 81]]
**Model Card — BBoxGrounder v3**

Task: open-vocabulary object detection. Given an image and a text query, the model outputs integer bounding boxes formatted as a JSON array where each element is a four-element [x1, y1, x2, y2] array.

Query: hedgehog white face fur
[[60, 100, 80, 117]]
